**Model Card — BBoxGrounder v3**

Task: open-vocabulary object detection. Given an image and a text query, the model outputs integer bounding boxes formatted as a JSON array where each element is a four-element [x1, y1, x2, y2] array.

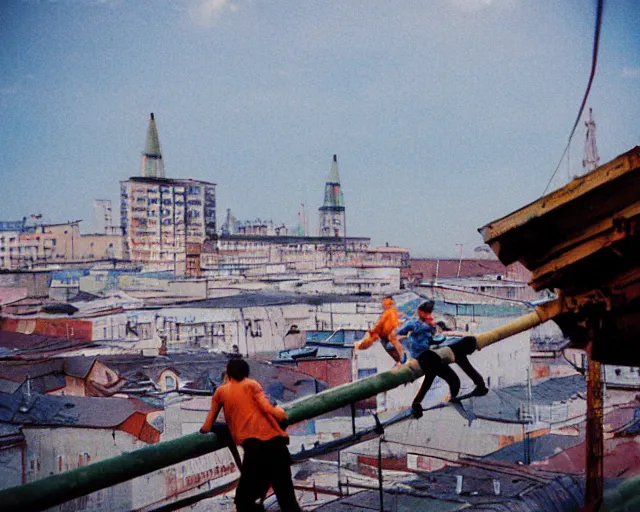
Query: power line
[[542, 0, 605, 195]]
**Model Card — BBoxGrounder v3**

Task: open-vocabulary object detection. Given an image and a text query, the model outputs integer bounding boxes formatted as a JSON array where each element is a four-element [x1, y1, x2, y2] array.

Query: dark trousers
[[413, 337, 486, 405], [382, 336, 401, 363], [235, 437, 301, 512]]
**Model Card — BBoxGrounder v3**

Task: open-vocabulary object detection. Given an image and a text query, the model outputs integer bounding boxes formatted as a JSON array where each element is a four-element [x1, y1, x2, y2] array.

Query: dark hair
[[436, 320, 452, 331], [226, 358, 250, 381], [418, 300, 435, 314]]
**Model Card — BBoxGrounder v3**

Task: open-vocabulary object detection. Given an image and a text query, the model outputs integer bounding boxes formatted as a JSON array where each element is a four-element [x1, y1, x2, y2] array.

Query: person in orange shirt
[[353, 296, 406, 365], [200, 358, 301, 512]]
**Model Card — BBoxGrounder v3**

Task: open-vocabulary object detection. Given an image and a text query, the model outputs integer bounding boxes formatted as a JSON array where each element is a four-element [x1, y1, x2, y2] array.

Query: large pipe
[[0, 433, 223, 512], [0, 304, 557, 511]]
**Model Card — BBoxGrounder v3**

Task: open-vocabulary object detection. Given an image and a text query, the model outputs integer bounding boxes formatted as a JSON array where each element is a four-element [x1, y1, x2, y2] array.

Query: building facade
[[120, 114, 216, 271], [120, 177, 216, 268], [0, 220, 81, 270]]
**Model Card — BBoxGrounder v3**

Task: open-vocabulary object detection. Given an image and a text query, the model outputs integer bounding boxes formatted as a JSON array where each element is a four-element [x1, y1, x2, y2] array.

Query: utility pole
[[585, 319, 604, 509], [456, 244, 463, 278]]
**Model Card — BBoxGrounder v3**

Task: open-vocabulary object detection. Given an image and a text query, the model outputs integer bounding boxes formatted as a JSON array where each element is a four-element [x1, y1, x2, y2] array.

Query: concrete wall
[[0, 271, 51, 298], [20, 426, 140, 511], [89, 303, 314, 356], [9, 407, 237, 512], [0, 442, 23, 490], [78, 234, 124, 260], [347, 407, 525, 462]]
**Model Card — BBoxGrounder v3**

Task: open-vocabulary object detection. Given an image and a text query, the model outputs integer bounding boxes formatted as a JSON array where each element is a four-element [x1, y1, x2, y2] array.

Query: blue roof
[[0, 221, 25, 232]]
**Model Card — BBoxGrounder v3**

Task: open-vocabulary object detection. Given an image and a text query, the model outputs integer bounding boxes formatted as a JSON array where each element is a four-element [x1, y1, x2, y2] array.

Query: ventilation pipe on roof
[[456, 475, 463, 495]]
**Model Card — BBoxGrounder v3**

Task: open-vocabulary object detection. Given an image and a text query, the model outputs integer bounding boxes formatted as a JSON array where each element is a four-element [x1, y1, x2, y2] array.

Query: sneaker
[[472, 385, 489, 397], [411, 402, 424, 419]]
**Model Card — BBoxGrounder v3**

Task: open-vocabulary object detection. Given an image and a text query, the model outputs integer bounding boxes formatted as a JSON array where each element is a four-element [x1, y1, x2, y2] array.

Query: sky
[[1, 0, 639, 258]]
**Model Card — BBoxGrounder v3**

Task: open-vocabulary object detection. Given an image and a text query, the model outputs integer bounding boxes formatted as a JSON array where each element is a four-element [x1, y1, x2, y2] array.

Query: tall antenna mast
[[582, 108, 600, 173]]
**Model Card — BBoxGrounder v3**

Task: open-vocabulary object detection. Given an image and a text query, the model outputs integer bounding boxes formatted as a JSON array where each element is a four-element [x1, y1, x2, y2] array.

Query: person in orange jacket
[[353, 296, 406, 365], [200, 358, 301, 512]]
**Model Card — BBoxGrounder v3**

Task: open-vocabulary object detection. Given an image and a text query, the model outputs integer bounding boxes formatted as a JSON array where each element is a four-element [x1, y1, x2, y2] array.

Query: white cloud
[[188, 0, 239, 26]]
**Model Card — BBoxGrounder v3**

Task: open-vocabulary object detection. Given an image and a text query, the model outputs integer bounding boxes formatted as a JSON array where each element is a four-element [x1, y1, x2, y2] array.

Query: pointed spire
[[328, 154, 341, 185], [141, 112, 165, 178], [322, 154, 344, 208]]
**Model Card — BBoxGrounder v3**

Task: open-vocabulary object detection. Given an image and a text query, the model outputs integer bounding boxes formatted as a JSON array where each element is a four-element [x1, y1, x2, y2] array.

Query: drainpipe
[[21, 438, 26, 485]]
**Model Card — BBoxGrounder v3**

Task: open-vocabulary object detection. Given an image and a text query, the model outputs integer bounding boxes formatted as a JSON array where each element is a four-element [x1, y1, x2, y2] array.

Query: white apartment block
[[120, 177, 216, 271]]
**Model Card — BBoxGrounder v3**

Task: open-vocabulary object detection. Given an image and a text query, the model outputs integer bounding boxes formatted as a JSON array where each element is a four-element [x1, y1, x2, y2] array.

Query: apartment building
[[120, 177, 216, 268], [0, 220, 81, 270], [120, 113, 216, 272]]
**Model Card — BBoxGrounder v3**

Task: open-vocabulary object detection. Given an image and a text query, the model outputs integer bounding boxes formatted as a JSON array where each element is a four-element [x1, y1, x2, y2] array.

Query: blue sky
[[1, 0, 639, 257]]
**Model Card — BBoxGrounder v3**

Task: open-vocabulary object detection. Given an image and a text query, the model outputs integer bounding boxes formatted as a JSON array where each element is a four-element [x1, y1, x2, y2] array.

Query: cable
[[542, 0, 605, 195]]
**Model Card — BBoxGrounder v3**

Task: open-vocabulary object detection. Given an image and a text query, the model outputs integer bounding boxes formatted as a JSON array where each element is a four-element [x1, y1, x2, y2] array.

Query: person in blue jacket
[[396, 300, 488, 418]]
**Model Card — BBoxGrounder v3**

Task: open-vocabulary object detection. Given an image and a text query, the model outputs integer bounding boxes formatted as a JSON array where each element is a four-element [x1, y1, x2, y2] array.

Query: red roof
[[409, 258, 531, 281]]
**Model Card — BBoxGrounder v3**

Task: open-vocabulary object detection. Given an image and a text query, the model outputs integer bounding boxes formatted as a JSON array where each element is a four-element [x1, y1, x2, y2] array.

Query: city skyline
[[2, 1, 639, 257]]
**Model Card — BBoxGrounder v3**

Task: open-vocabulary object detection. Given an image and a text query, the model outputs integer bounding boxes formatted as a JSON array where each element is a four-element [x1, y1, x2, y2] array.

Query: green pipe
[[0, 432, 222, 512], [0, 361, 425, 512], [601, 474, 640, 512], [0, 308, 554, 512], [285, 359, 423, 424]]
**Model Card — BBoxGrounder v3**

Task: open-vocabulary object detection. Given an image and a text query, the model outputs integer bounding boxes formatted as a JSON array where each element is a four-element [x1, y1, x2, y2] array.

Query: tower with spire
[[141, 113, 165, 179], [120, 113, 216, 271], [318, 154, 346, 237], [582, 108, 600, 174]]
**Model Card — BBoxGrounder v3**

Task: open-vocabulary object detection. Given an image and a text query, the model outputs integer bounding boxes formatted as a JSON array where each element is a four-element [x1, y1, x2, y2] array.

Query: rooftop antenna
[[298, 203, 307, 236], [582, 108, 600, 174]]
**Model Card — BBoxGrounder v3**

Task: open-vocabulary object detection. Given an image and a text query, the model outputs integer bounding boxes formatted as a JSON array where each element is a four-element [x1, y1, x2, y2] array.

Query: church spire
[[322, 154, 344, 208], [318, 154, 346, 237], [141, 112, 165, 178]]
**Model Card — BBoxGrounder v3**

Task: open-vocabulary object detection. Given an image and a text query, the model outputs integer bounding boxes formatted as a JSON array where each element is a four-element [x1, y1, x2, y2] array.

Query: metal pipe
[[0, 305, 559, 511], [0, 432, 222, 512]]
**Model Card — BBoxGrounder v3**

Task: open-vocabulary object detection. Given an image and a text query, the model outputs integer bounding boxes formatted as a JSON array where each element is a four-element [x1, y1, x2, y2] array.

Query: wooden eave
[[478, 146, 640, 294]]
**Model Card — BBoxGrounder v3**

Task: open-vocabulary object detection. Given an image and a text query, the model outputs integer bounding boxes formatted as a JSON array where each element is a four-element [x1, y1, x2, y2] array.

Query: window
[[358, 368, 377, 379], [165, 375, 176, 390]]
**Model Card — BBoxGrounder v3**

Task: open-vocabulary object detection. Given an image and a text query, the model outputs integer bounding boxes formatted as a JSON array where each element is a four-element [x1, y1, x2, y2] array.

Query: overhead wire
[[542, 0, 605, 195]]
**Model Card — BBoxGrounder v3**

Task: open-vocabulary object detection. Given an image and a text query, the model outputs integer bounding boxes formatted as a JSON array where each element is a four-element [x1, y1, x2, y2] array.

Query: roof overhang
[[479, 146, 640, 365]]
